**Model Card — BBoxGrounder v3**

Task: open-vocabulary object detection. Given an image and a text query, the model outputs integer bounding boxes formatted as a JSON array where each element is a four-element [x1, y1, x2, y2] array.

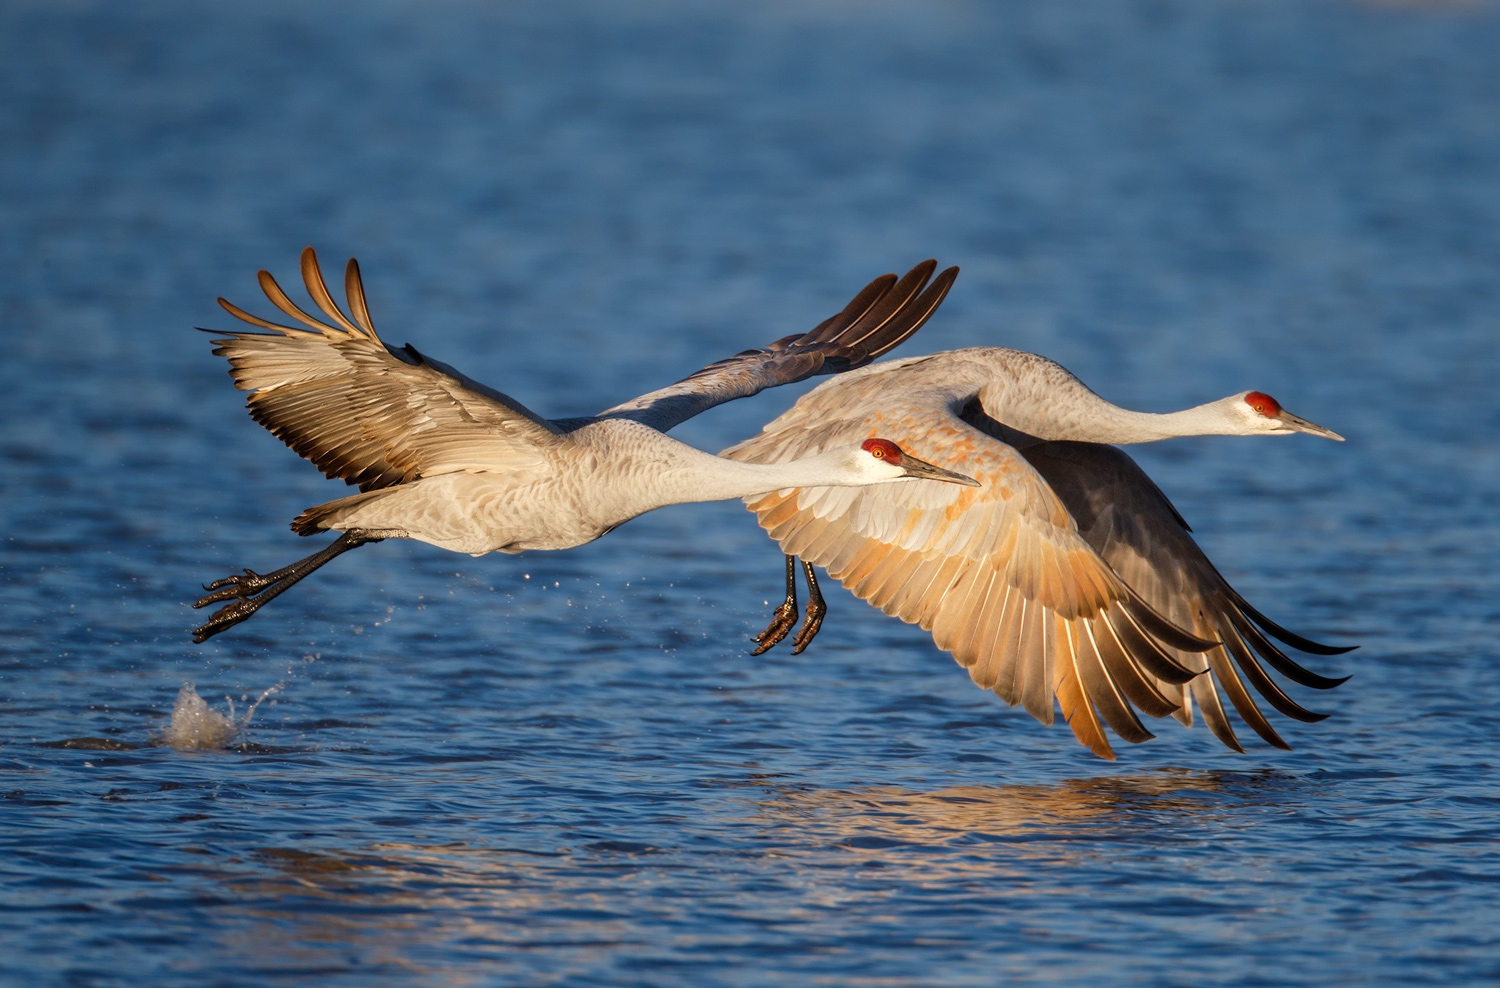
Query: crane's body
[[191, 248, 966, 641], [725, 346, 1350, 759], [294, 417, 971, 556]]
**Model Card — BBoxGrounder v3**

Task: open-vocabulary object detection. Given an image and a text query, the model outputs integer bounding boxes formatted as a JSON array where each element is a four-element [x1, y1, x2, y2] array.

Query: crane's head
[[1229, 391, 1345, 441], [856, 438, 982, 486]]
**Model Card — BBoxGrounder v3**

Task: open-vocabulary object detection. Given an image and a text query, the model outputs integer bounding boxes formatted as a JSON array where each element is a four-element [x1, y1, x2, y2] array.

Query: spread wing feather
[[1019, 441, 1352, 751], [596, 261, 959, 433], [727, 397, 1216, 760], [208, 247, 559, 493]]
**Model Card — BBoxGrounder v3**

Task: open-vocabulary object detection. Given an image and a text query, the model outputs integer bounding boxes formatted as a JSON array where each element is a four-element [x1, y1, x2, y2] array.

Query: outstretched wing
[[724, 372, 1217, 760], [208, 247, 560, 493], [595, 260, 959, 433], [1020, 441, 1352, 752]]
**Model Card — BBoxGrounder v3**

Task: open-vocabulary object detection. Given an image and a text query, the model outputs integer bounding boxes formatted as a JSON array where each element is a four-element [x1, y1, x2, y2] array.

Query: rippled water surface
[[4, 1, 1500, 984]]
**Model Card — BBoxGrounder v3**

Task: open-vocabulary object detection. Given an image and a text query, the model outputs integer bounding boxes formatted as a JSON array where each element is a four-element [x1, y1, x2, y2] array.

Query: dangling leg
[[790, 559, 826, 655], [191, 530, 383, 643], [752, 554, 799, 655]]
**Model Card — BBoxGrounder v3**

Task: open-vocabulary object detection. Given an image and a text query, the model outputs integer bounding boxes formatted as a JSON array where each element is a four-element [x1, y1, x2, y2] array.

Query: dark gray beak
[[1276, 409, 1345, 441], [899, 453, 982, 487]]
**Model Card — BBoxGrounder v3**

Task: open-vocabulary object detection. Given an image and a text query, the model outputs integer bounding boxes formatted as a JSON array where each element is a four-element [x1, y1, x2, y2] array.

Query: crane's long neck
[[974, 354, 1242, 444], [646, 447, 876, 506], [586, 421, 892, 524], [1021, 399, 1242, 444]]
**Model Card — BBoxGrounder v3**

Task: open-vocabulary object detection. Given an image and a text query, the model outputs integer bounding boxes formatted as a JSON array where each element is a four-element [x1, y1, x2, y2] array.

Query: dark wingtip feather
[[1192, 677, 1249, 753], [1231, 590, 1356, 657], [1102, 605, 1200, 686], [1222, 623, 1331, 724], [821, 259, 944, 357], [794, 261, 956, 377], [1125, 591, 1219, 653], [862, 263, 958, 361], [805, 272, 899, 345], [1228, 609, 1351, 690], [1207, 643, 1298, 748]]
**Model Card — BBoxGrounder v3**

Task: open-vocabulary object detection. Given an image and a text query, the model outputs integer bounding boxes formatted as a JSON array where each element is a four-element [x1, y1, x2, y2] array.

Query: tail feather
[[291, 489, 389, 536]]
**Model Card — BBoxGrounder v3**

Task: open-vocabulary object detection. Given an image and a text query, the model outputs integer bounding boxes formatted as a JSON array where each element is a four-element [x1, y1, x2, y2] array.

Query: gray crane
[[191, 249, 971, 642], [725, 346, 1353, 758]]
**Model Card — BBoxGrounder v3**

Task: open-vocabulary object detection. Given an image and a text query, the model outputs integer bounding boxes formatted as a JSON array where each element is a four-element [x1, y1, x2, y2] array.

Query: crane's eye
[[1245, 391, 1282, 417], [861, 438, 899, 460]]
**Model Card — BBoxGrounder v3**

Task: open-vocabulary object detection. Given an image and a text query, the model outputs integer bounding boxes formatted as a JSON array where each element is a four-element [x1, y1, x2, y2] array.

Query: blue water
[[3, 0, 1499, 984]]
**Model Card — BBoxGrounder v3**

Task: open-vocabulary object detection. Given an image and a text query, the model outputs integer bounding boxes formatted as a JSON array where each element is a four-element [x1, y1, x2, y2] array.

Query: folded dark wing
[[209, 247, 559, 493], [1020, 441, 1352, 752], [596, 261, 958, 433]]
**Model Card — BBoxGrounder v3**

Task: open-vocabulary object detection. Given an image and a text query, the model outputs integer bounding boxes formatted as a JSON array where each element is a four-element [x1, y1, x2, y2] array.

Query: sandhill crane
[[190, 249, 974, 643], [723, 347, 1352, 759]]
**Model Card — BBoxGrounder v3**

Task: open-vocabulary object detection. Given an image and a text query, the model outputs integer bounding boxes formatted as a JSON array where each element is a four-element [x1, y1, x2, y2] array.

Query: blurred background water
[[2, 0, 1498, 984]]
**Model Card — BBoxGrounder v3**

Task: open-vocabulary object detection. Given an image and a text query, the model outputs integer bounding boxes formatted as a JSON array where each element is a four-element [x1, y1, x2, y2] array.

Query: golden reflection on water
[[748, 769, 1250, 848], [208, 842, 600, 983], [194, 769, 1288, 973], [726, 768, 1290, 905]]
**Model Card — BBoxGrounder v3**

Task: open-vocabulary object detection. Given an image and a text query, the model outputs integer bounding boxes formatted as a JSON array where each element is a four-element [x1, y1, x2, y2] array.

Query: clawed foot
[[192, 570, 283, 643], [790, 593, 826, 655], [191, 597, 263, 643], [751, 598, 825, 656], [752, 600, 798, 655], [188, 532, 379, 644], [196, 569, 276, 606], [751, 554, 828, 655]]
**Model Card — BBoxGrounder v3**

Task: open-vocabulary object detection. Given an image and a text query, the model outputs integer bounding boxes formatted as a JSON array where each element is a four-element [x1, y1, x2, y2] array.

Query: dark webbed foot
[[790, 559, 826, 655]]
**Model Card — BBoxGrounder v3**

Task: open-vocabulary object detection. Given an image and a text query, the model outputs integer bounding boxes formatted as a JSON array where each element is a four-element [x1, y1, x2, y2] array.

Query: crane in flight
[[724, 347, 1353, 759], [189, 248, 974, 643]]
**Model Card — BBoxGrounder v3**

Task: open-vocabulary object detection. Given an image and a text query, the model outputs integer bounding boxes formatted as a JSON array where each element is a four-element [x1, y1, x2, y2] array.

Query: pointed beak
[[1276, 409, 1344, 441], [898, 453, 982, 487]]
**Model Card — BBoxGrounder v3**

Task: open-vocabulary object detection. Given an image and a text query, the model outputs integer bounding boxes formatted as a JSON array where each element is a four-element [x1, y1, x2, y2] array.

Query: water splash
[[159, 681, 279, 750]]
